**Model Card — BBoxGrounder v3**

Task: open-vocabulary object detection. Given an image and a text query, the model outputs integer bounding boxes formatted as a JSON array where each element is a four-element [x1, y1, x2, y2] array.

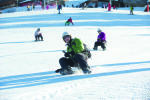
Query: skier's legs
[[59, 57, 75, 75], [65, 21, 70, 26], [100, 41, 106, 50], [39, 34, 43, 41], [37, 35, 40, 41], [35, 35, 38, 41], [71, 22, 74, 25], [93, 41, 100, 50], [132, 10, 133, 15], [59, 57, 75, 70], [58, 9, 60, 14], [65, 22, 67, 26], [41, 35, 43, 41], [74, 53, 91, 74], [67, 22, 70, 26]]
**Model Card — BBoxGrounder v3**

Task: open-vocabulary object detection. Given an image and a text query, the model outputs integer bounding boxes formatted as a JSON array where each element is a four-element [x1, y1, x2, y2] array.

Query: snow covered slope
[[0, 7, 150, 100]]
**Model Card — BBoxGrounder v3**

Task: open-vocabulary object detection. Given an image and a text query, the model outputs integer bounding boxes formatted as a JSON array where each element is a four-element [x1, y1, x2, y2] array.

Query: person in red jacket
[[65, 17, 74, 26]]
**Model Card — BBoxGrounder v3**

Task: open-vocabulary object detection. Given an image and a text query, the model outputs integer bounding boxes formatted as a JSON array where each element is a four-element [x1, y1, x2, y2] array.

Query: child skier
[[93, 28, 106, 51], [57, 4, 62, 14], [34, 28, 43, 41], [55, 32, 91, 75], [65, 17, 74, 26], [130, 5, 134, 15]]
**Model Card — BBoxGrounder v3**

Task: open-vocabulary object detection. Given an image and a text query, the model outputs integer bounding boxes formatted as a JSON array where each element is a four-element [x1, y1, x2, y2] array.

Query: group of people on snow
[[34, 27, 106, 75], [34, 17, 106, 75], [55, 28, 106, 75]]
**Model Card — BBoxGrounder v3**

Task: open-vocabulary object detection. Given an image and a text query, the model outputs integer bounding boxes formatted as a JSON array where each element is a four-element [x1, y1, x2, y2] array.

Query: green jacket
[[67, 38, 84, 54], [130, 6, 134, 11]]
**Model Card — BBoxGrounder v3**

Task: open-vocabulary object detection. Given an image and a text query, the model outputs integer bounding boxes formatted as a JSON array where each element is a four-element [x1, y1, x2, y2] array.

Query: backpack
[[83, 43, 91, 58]]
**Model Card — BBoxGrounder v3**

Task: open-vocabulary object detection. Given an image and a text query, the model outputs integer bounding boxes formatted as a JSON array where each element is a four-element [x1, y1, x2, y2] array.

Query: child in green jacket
[[55, 32, 91, 75]]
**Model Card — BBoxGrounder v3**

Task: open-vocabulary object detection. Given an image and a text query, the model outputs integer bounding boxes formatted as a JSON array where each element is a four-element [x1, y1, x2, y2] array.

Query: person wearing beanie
[[55, 32, 91, 75], [93, 28, 106, 51]]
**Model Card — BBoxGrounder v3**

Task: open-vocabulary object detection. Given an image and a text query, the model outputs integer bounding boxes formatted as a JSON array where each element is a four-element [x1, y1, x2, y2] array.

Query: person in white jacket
[[34, 28, 43, 41]]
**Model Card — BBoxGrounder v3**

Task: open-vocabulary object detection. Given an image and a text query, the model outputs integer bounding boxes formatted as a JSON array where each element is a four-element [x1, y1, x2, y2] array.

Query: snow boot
[[55, 68, 62, 73], [82, 67, 91, 74], [60, 68, 74, 75], [93, 47, 97, 50]]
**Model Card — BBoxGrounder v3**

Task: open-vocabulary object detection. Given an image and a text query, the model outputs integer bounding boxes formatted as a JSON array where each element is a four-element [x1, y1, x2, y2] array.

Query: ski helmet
[[37, 28, 40, 31], [97, 28, 102, 32], [62, 32, 70, 39]]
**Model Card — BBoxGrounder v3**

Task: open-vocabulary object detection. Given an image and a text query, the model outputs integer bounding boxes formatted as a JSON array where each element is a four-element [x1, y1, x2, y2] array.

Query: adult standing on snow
[[55, 32, 91, 75], [34, 28, 43, 41], [57, 4, 62, 14], [27, 4, 30, 11], [108, 2, 111, 11], [130, 5, 134, 15], [93, 28, 106, 51]]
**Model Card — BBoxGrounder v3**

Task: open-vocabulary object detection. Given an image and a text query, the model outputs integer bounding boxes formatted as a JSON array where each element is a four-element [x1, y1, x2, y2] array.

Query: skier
[[27, 4, 30, 11], [34, 28, 43, 41], [130, 5, 134, 15], [55, 32, 91, 75], [93, 28, 106, 51], [57, 4, 62, 14], [65, 17, 74, 26], [108, 2, 111, 11]]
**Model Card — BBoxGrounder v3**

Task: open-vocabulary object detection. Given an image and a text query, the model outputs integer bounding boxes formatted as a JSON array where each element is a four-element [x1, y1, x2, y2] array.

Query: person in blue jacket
[[57, 4, 62, 14]]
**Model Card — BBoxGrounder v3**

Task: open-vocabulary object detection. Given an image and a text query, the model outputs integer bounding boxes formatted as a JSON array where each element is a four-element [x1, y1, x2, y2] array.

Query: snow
[[0, 7, 150, 100]]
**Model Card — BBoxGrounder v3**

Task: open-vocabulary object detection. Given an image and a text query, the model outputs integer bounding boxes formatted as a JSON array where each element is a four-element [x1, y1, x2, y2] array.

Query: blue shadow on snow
[[0, 12, 150, 29], [0, 61, 150, 90], [0, 40, 35, 44], [92, 61, 150, 67]]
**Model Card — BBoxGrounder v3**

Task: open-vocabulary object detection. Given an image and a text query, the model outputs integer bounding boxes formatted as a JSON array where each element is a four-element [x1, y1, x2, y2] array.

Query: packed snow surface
[[0, 7, 150, 100]]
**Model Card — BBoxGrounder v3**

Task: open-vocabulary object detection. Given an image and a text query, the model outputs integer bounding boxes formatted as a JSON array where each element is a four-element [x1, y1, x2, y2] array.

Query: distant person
[[57, 4, 62, 14], [27, 4, 30, 11], [93, 28, 106, 51], [82, 3, 86, 10], [72, 4, 74, 8], [103, 4, 106, 9], [144, 3, 149, 12], [130, 5, 134, 15], [34, 28, 43, 41], [46, 4, 49, 10], [113, 5, 116, 10], [108, 3, 111, 11], [147, 3, 149, 12], [32, 3, 35, 10], [55, 32, 91, 75], [65, 17, 74, 26]]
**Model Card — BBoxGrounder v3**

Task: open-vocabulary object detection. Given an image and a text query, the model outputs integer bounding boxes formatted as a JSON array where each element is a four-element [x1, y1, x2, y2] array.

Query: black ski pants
[[94, 41, 106, 50], [59, 53, 89, 71], [35, 34, 43, 41]]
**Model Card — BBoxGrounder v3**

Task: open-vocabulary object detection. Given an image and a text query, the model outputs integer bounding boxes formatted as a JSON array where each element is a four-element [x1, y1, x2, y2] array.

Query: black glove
[[55, 68, 62, 73], [69, 51, 75, 56], [64, 51, 75, 57], [64, 52, 70, 57]]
